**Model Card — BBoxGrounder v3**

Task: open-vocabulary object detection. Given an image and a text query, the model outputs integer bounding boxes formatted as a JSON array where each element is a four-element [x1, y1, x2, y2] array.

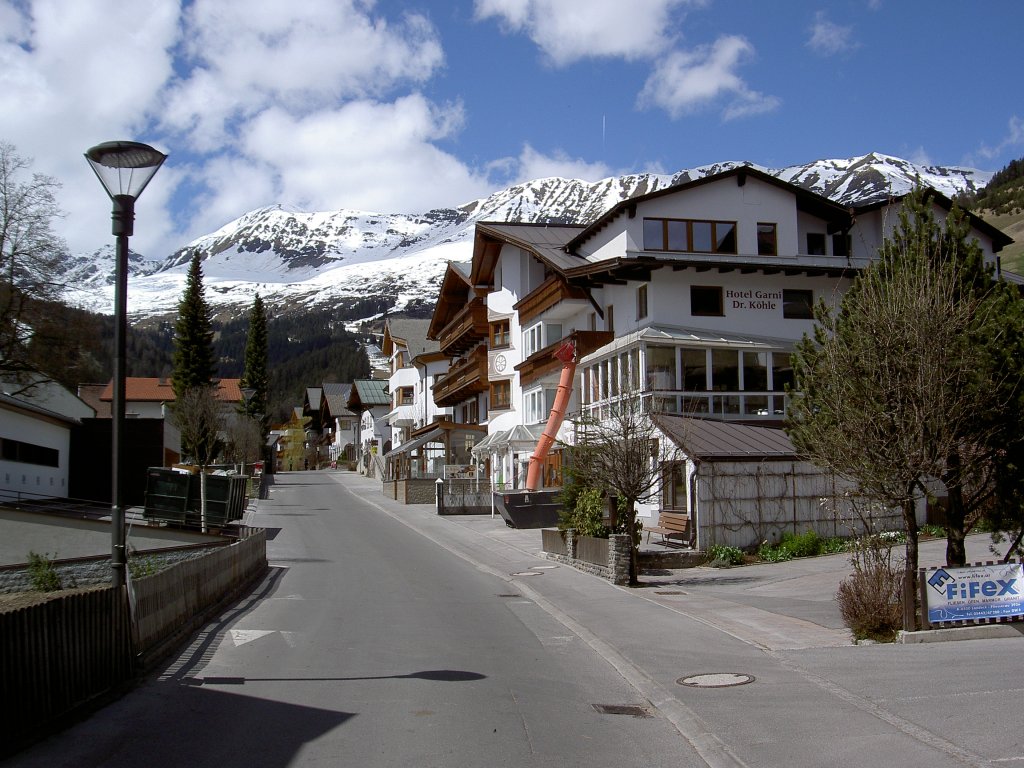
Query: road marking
[[230, 629, 275, 646]]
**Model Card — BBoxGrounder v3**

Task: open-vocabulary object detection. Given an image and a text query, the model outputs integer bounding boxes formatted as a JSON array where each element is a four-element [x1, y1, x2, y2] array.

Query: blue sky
[[2, 0, 1022, 260]]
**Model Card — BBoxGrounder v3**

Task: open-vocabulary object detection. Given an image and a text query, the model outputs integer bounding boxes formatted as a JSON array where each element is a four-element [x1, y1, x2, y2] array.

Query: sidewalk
[[313, 470, 1014, 650]]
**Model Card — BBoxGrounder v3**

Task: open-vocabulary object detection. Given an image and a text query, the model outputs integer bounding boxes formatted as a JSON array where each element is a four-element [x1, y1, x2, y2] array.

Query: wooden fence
[[0, 528, 267, 757]]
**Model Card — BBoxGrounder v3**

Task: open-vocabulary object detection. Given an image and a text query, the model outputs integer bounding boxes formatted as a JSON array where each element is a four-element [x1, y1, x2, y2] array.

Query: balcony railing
[[433, 346, 488, 407], [437, 297, 488, 356], [584, 390, 790, 421]]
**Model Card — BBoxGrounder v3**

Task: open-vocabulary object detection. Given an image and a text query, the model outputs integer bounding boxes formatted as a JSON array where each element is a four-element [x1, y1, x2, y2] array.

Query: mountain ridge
[[61, 152, 995, 324]]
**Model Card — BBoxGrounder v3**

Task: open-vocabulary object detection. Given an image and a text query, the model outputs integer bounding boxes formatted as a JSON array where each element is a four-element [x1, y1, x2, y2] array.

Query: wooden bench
[[645, 511, 691, 547]]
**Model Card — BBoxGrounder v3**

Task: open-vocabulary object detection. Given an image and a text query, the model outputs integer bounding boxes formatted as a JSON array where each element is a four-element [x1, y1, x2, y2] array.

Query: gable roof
[[383, 318, 439, 360], [321, 382, 353, 416], [566, 165, 852, 253], [653, 414, 797, 461], [99, 377, 243, 403], [470, 222, 586, 288], [348, 379, 390, 410]]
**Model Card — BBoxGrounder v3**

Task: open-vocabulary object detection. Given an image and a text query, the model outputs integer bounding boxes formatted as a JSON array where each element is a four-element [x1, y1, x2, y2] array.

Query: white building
[[428, 167, 1014, 538]]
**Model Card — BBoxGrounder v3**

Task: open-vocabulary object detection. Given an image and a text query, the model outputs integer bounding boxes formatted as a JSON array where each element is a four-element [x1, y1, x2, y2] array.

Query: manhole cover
[[511, 571, 542, 577], [592, 704, 652, 718], [677, 673, 755, 688]]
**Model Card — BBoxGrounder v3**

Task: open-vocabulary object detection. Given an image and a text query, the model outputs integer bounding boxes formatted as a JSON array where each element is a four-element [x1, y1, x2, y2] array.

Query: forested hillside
[[961, 156, 1024, 273], [31, 301, 371, 422]]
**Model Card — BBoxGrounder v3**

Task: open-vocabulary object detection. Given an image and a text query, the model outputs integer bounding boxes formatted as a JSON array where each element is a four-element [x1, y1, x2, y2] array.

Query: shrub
[[836, 534, 904, 642], [559, 488, 610, 538], [27, 551, 62, 592], [757, 541, 794, 562], [707, 544, 745, 567]]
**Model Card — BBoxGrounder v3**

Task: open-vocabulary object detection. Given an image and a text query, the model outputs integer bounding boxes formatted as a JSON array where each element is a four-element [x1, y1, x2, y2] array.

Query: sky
[[2, 0, 1022, 261]]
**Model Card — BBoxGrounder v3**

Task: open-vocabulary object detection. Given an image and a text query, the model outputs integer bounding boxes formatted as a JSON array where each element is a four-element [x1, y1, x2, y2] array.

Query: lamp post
[[85, 141, 166, 589]]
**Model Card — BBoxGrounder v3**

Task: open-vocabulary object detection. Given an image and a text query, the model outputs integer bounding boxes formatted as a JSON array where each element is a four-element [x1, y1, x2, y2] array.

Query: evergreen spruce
[[171, 253, 217, 397], [240, 293, 270, 438]]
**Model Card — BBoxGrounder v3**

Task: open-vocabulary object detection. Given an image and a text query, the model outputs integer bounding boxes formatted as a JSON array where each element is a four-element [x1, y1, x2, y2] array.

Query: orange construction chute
[[525, 340, 576, 491]]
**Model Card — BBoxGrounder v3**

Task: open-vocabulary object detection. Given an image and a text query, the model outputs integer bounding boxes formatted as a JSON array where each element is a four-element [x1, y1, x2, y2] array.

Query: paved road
[[6, 470, 1023, 767]]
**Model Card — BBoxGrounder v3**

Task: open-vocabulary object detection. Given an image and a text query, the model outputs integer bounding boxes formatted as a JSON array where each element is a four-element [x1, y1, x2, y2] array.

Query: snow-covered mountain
[[62, 152, 993, 323]]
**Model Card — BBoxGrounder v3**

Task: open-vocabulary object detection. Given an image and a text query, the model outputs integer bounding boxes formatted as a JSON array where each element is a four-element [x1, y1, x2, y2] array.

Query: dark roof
[[384, 318, 439, 360], [321, 382, 353, 416], [474, 222, 586, 274], [653, 414, 797, 461], [348, 379, 390, 409], [567, 165, 852, 252], [852, 187, 1014, 252]]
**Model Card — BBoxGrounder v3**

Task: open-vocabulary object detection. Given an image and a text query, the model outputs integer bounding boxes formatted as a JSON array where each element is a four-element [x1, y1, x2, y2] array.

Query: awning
[[579, 324, 793, 364], [384, 427, 445, 459], [470, 430, 501, 456]]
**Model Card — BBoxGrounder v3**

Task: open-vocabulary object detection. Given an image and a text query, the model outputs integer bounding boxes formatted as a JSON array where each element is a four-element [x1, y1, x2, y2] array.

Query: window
[[690, 286, 723, 316], [645, 345, 677, 390], [783, 289, 814, 319], [606, 304, 615, 333], [772, 352, 794, 392], [0, 438, 58, 467], [490, 319, 510, 348], [396, 386, 414, 406], [742, 352, 769, 391], [643, 218, 737, 254], [636, 284, 648, 320], [524, 389, 557, 424], [523, 323, 542, 357], [392, 350, 406, 371], [490, 380, 511, 410], [711, 350, 739, 391], [681, 349, 707, 390], [757, 223, 777, 256], [663, 464, 687, 511], [806, 232, 826, 255], [833, 232, 851, 257]]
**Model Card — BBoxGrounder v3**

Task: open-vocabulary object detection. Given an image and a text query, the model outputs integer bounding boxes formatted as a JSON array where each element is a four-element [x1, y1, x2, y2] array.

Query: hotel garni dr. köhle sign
[[925, 563, 1024, 623]]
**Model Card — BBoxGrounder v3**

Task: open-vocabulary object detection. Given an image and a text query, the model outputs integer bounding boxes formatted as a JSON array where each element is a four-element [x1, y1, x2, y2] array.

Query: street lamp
[[85, 140, 167, 589]]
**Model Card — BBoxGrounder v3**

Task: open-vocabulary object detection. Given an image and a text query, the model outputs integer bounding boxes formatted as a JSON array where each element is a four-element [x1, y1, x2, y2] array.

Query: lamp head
[[85, 141, 166, 201]]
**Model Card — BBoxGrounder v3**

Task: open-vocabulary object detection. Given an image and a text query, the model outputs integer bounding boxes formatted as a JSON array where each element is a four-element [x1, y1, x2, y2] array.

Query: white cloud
[[474, 0, 700, 66], [511, 145, 614, 183], [807, 11, 857, 55], [978, 115, 1024, 161], [637, 36, 780, 121], [162, 0, 445, 151], [234, 96, 493, 215]]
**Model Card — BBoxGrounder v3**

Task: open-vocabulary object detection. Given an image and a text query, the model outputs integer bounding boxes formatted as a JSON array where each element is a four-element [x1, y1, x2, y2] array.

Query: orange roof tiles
[[98, 377, 243, 403]]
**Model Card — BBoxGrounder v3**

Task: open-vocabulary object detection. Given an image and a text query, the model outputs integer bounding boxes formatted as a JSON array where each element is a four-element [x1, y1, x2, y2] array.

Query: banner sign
[[924, 563, 1024, 623]]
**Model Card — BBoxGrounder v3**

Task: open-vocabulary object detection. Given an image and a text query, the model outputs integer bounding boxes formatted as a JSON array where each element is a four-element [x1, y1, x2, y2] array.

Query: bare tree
[[0, 141, 69, 388], [170, 386, 224, 532], [567, 387, 679, 584]]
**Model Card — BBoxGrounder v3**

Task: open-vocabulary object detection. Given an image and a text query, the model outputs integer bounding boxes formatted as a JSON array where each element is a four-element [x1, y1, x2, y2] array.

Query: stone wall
[[541, 529, 631, 586]]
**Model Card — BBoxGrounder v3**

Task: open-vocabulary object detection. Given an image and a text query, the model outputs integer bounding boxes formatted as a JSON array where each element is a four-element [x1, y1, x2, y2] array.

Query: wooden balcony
[[437, 297, 488, 357], [433, 346, 488, 407], [514, 276, 591, 325], [517, 330, 614, 387]]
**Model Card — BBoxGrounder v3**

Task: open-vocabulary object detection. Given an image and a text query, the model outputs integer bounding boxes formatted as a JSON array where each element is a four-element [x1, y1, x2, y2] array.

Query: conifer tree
[[171, 253, 217, 397], [240, 293, 270, 438]]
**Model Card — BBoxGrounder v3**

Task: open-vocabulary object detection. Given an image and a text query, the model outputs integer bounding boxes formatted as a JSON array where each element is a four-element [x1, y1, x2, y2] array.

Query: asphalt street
[[5, 470, 1022, 767]]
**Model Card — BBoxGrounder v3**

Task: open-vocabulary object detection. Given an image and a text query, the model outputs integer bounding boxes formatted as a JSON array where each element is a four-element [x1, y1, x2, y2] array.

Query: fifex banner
[[925, 563, 1024, 623]]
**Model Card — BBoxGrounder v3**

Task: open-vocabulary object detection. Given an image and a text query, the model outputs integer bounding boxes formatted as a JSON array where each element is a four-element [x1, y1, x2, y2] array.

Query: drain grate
[[678, 673, 755, 688], [592, 704, 652, 718], [654, 590, 686, 595], [497, 593, 522, 598]]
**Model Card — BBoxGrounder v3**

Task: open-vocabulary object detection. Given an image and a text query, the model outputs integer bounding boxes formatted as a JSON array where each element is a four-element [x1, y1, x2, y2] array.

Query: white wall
[[0, 409, 70, 499]]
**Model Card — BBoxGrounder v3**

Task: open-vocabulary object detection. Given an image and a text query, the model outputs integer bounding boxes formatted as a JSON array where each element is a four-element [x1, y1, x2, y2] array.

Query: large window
[[0, 438, 58, 467], [681, 349, 707, 390], [644, 218, 737, 254], [490, 380, 511, 410], [646, 345, 677, 390], [772, 353, 794, 392], [742, 351, 769, 390], [757, 223, 777, 256], [690, 286, 723, 316], [711, 349, 739, 391], [783, 289, 814, 319]]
